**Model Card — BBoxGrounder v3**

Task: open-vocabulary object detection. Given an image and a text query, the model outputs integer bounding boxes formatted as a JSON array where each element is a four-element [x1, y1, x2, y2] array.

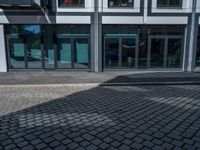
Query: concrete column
[[187, 0, 198, 72], [182, 23, 191, 71], [91, 0, 102, 72], [0, 25, 7, 72]]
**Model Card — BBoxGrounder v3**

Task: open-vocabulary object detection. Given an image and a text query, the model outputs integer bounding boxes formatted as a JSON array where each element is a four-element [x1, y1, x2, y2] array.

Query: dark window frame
[[157, 0, 183, 8], [108, 0, 134, 8]]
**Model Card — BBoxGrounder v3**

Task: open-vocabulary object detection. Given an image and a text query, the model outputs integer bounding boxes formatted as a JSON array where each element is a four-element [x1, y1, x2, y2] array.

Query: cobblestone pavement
[[0, 85, 200, 150]]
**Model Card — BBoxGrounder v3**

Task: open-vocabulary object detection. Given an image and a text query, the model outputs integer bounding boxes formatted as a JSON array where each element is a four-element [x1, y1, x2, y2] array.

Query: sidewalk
[[0, 71, 200, 86]]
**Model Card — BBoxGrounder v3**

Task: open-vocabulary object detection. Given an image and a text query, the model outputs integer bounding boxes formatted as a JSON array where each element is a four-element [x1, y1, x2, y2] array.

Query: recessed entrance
[[148, 35, 183, 68], [5, 25, 91, 71], [56, 35, 90, 69], [104, 35, 138, 69], [7, 35, 42, 69]]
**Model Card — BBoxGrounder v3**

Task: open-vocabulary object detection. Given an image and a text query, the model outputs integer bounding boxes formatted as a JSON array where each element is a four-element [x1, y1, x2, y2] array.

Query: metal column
[[187, 0, 198, 72]]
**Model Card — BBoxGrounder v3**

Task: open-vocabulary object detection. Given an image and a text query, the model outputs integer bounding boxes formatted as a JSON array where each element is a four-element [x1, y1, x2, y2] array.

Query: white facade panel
[[0, 25, 7, 72], [151, 0, 192, 13], [147, 17, 188, 24], [102, 0, 140, 13], [102, 16, 144, 24], [56, 16, 91, 24], [196, 0, 200, 13]]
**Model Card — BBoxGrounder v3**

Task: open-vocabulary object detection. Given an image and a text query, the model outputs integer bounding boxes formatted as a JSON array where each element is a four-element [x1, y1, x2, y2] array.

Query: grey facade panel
[[0, 0, 33, 6]]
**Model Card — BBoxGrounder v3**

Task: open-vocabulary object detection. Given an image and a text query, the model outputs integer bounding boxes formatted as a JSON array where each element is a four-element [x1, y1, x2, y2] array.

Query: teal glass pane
[[57, 38, 72, 68], [74, 39, 89, 68], [9, 38, 25, 69], [27, 38, 42, 69]]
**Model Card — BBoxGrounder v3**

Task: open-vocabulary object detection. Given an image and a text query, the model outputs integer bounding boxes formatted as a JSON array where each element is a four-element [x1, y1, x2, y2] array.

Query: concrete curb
[[0, 81, 200, 87]]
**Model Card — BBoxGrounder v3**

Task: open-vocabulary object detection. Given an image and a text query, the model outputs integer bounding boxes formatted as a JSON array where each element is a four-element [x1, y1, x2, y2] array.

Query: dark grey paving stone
[[86, 145, 98, 150], [53, 133, 66, 141], [133, 137, 144, 144], [21, 145, 34, 150], [4, 144, 17, 150], [119, 144, 131, 150], [82, 134, 95, 141]]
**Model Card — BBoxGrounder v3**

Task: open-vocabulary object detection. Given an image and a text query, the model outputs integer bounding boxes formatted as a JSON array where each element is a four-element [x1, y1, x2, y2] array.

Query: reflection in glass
[[150, 26, 184, 35], [44, 26, 55, 69], [138, 27, 148, 69], [9, 38, 25, 69], [27, 38, 42, 69], [74, 39, 89, 69], [167, 39, 182, 68], [122, 38, 136, 68], [58, 0, 84, 7], [105, 38, 119, 68], [108, 0, 134, 7], [150, 38, 165, 68], [157, 0, 182, 8], [21, 25, 41, 36], [57, 38, 72, 69]]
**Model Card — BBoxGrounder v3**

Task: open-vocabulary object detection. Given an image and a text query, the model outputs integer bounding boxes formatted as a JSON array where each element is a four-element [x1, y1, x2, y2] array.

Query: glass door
[[149, 38, 165, 68], [104, 37, 138, 69], [57, 38, 72, 69], [56, 36, 90, 69], [105, 38, 119, 68], [8, 37, 26, 69], [121, 38, 137, 68], [26, 37, 42, 69], [148, 36, 183, 68], [74, 38, 89, 69], [167, 38, 182, 68]]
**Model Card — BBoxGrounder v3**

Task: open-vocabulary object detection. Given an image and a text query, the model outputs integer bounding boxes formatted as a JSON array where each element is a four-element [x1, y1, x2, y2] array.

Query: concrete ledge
[[0, 81, 200, 87]]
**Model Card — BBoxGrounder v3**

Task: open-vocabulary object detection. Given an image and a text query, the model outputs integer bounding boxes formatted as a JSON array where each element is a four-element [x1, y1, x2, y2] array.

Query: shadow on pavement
[[0, 80, 200, 150]]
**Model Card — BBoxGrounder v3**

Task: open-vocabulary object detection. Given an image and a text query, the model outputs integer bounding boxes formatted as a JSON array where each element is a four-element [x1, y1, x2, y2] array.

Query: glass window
[[5, 25, 42, 69], [108, 0, 134, 8], [9, 38, 26, 69], [167, 39, 182, 68], [157, 0, 182, 8], [150, 26, 184, 35], [58, 0, 84, 8], [103, 25, 138, 35], [55, 25, 90, 35], [138, 27, 148, 69]]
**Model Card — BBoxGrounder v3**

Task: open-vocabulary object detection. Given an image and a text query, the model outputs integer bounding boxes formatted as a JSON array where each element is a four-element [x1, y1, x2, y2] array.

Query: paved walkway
[[0, 85, 200, 150], [0, 71, 200, 85]]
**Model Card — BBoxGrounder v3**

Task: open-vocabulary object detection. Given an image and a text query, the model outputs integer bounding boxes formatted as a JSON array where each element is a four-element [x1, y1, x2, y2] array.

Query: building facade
[[0, 0, 199, 72]]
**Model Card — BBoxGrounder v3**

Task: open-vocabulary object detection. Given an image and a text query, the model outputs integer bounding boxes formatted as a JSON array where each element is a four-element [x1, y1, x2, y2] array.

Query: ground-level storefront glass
[[196, 27, 200, 68], [103, 25, 185, 70], [5, 25, 90, 70]]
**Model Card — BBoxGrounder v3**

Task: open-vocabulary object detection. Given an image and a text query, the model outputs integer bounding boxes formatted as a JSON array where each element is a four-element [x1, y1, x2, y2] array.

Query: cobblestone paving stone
[[0, 85, 200, 150]]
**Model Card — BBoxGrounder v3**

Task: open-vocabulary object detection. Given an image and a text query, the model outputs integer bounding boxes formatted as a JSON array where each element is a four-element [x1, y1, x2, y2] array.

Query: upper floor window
[[108, 0, 134, 8], [58, 0, 84, 8], [157, 0, 182, 8]]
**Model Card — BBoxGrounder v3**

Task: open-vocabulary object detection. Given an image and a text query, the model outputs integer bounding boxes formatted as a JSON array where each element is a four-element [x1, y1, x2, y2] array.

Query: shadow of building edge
[[0, 76, 200, 150]]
